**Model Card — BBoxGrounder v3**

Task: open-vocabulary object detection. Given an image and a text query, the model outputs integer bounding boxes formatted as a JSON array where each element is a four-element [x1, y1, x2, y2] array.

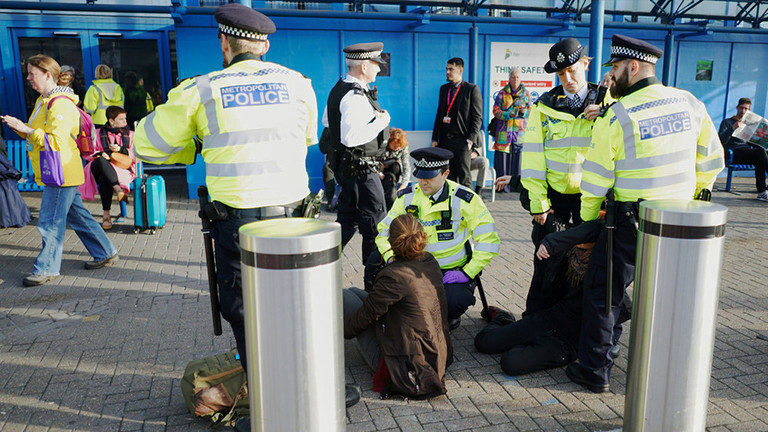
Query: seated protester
[[474, 221, 630, 376], [344, 213, 453, 399], [718, 97, 768, 202], [377, 128, 411, 210], [368, 148, 500, 330], [79, 106, 136, 229]]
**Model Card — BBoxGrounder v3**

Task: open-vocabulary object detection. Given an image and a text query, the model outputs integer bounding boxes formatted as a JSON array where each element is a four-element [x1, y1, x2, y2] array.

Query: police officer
[[322, 42, 390, 264], [499, 38, 604, 316], [133, 3, 318, 376], [566, 34, 724, 393], [372, 148, 500, 329]]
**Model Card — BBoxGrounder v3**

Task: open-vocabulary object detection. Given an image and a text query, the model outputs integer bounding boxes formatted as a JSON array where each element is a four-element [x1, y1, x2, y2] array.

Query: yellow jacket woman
[[25, 89, 85, 187], [1, 54, 117, 287]]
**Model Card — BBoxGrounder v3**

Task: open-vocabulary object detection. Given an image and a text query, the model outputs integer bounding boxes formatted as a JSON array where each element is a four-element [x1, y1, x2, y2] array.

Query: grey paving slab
[[0, 171, 766, 431]]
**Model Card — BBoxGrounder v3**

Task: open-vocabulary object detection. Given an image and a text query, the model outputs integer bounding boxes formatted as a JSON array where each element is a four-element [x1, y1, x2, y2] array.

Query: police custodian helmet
[[411, 147, 454, 179], [214, 3, 276, 41]]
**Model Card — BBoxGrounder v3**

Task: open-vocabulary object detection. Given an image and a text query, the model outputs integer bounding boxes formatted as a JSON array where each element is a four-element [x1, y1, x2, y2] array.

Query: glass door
[[13, 29, 86, 117]]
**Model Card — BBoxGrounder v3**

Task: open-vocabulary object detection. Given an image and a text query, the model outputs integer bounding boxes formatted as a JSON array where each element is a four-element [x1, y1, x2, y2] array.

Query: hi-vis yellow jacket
[[520, 85, 599, 214], [580, 78, 724, 221], [133, 54, 318, 208], [84, 79, 124, 125], [375, 180, 500, 278]]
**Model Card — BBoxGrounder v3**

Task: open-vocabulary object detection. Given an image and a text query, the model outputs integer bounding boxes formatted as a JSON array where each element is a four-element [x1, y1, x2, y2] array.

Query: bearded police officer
[[371, 148, 500, 329], [322, 42, 390, 265], [566, 34, 724, 393], [500, 38, 605, 316], [133, 4, 318, 379]]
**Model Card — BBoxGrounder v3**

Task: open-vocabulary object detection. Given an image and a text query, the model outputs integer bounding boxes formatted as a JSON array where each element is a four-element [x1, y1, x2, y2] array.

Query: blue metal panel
[[727, 42, 768, 118], [674, 40, 731, 125]]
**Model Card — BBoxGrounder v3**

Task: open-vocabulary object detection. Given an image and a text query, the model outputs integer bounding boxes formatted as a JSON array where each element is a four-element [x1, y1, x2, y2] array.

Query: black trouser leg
[[440, 137, 472, 189], [444, 279, 476, 320], [90, 157, 119, 211], [336, 170, 386, 264], [731, 144, 768, 192], [475, 312, 571, 376], [577, 212, 637, 384]]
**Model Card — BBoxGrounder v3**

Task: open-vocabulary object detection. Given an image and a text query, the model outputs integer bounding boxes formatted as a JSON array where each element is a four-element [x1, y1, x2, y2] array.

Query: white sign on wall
[[489, 42, 555, 115]]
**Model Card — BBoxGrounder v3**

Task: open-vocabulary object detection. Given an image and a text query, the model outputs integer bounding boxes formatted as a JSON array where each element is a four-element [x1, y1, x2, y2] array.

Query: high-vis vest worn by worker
[[580, 78, 724, 221], [375, 180, 500, 278], [84, 79, 125, 125], [133, 54, 318, 208], [520, 84, 598, 214]]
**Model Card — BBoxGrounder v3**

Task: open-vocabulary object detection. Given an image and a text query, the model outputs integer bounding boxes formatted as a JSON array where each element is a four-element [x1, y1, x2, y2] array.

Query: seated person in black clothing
[[377, 128, 411, 210], [83, 106, 136, 230], [718, 97, 768, 202], [474, 222, 630, 376]]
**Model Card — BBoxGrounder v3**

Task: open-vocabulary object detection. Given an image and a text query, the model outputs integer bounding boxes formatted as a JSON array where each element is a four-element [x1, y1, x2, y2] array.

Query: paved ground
[[0, 171, 767, 432]]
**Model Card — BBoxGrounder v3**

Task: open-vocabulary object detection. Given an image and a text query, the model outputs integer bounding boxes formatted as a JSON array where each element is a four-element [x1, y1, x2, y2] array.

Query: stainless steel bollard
[[239, 218, 344, 432], [624, 200, 728, 432]]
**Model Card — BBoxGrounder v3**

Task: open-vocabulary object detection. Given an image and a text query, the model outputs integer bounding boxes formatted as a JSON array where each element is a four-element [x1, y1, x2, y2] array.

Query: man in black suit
[[431, 57, 483, 189]]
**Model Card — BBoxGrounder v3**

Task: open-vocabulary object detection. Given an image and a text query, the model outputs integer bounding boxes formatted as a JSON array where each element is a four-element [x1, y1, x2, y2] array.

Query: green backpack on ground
[[180, 349, 250, 426]]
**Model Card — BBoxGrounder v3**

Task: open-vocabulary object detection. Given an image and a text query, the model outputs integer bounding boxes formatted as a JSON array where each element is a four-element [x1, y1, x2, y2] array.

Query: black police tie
[[570, 94, 581, 110]]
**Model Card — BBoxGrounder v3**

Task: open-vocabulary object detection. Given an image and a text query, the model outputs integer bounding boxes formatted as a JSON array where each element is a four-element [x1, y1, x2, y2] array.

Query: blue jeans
[[33, 186, 117, 276]]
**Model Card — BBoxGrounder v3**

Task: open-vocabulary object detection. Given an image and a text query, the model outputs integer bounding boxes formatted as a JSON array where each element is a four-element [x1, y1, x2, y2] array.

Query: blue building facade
[[2, 2, 768, 194]]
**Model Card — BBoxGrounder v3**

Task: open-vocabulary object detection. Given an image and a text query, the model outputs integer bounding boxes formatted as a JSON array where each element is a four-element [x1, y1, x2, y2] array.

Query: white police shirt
[[321, 74, 390, 148]]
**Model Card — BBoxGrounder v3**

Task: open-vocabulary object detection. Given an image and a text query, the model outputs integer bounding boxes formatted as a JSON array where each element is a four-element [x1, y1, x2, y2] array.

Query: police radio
[[585, 85, 608, 107]]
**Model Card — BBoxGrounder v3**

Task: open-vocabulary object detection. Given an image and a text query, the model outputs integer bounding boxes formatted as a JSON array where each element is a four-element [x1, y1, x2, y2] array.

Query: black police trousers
[[525, 189, 582, 316], [474, 312, 573, 376], [364, 249, 475, 320], [337, 169, 386, 265], [211, 205, 300, 372], [577, 205, 637, 384]]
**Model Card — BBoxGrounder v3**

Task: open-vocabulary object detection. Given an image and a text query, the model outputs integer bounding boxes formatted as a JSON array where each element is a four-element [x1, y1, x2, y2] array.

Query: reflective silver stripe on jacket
[[143, 111, 179, 156], [475, 242, 500, 254], [196, 75, 220, 136], [544, 136, 591, 149], [545, 159, 582, 174], [611, 102, 638, 159], [582, 160, 614, 180], [435, 249, 467, 267], [472, 222, 496, 236], [521, 169, 546, 180], [203, 128, 284, 150], [425, 229, 468, 253], [205, 161, 281, 177], [523, 142, 544, 153], [402, 191, 415, 208], [696, 157, 724, 172], [616, 148, 691, 171], [614, 171, 691, 190], [581, 180, 610, 197]]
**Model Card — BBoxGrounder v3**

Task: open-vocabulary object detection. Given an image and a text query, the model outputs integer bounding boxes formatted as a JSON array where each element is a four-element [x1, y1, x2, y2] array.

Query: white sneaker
[[757, 191, 768, 202]]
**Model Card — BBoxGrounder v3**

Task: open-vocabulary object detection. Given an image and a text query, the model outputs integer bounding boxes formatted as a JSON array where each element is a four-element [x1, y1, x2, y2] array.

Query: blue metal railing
[[6, 140, 43, 192]]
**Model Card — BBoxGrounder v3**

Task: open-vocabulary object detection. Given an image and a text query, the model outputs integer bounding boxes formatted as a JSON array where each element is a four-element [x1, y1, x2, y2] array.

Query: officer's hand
[[494, 175, 511, 190], [583, 104, 601, 120], [532, 210, 553, 225], [431, 141, 438, 147], [536, 244, 550, 260], [466, 139, 473, 148], [443, 270, 470, 284]]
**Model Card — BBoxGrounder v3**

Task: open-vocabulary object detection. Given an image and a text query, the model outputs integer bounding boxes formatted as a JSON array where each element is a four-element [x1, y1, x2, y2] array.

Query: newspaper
[[732, 110, 768, 149]]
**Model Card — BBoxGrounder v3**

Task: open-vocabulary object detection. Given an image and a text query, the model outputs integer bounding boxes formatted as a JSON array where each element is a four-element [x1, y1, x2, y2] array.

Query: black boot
[[346, 384, 361, 407]]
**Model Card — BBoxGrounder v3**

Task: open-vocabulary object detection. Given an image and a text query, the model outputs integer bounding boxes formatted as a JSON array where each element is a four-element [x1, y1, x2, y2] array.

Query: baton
[[605, 190, 615, 315], [198, 186, 223, 336]]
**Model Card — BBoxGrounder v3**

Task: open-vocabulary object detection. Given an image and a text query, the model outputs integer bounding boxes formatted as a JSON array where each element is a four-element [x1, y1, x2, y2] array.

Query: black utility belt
[[205, 199, 304, 220]]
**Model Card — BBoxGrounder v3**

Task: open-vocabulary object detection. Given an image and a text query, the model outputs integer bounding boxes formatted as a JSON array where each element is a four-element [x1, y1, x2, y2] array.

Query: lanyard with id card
[[443, 84, 461, 124]]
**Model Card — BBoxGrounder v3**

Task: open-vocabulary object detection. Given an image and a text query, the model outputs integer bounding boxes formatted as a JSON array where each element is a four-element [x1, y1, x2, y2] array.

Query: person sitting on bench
[[718, 97, 768, 202]]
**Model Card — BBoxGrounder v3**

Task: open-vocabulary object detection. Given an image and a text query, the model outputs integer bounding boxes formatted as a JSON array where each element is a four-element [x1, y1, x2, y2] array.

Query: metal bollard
[[239, 218, 345, 431], [624, 200, 728, 432]]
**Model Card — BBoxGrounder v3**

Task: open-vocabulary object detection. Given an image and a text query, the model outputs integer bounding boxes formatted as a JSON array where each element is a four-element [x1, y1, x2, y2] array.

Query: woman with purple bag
[[491, 67, 531, 192], [1, 54, 117, 287]]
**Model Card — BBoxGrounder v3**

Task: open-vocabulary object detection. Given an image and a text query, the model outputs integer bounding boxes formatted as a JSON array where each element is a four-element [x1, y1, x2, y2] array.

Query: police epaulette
[[455, 188, 474, 203], [397, 185, 413, 197]]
